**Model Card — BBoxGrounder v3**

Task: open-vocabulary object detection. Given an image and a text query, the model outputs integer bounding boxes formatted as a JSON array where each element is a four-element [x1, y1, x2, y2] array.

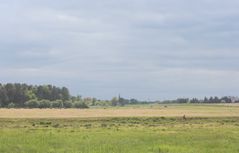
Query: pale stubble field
[[0, 104, 239, 118]]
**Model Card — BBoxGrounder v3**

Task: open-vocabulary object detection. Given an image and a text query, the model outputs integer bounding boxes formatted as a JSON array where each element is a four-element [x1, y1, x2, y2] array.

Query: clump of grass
[[101, 123, 107, 128], [52, 124, 60, 128], [39, 121, 52, 125], [84, 124, 92, 129]]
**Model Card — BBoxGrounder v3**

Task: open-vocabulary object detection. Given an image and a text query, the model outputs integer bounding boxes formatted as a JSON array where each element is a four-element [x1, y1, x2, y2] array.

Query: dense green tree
[[129, 99, 138, 104], [190, 98, 200, 103], [111, 97, 118, 106], [0, 83, 73, 107], [62, 87, 70, 101], [0, 83, 92, 108], [92, 98, 97, 106], [221, 96, 232, 103], [0, 85, 9, 106]]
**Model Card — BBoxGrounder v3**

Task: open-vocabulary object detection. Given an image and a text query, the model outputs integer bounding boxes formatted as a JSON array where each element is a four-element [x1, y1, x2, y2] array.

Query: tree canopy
[[0, 83, 89, 108]]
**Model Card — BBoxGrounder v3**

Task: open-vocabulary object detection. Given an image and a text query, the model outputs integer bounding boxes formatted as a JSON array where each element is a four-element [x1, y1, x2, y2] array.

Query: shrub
[[63, 101, 73, 108], [7, 103, 15, 108], [25, 99, 39, 108], [39, 100, 51, 108], [51, 100, 64, 108], [73, 101, 89, 109]]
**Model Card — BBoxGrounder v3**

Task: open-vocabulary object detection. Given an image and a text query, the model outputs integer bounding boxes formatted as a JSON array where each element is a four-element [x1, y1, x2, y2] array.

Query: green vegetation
[[161, 96, 239, 104], [1, 104, 239, 152], [1, 83, 239, 152], [0, 117, 239, 153], [1, 83, 238, 109], [0, 83, 88, 108]]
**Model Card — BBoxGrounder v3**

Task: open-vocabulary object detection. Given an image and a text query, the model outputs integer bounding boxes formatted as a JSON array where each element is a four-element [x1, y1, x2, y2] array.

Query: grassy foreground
[[1, 117, 239, 153]]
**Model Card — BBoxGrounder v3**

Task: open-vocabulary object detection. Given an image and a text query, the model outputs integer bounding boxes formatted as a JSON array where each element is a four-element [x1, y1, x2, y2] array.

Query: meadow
[[1, 104, 239, 153]]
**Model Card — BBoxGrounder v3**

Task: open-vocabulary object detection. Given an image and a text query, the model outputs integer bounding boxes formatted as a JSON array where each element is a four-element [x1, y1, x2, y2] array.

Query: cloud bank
[[1, 0, 239, 100]]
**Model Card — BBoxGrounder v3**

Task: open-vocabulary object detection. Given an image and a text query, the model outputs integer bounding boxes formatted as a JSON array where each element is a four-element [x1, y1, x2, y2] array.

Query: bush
[[7, 103, 15, 108], [25, 99, 39, 108], [63, 101, 73, 108], [73, 101, 89, 109], [51, 100, 64, 108], [39, 100, 51, 108]]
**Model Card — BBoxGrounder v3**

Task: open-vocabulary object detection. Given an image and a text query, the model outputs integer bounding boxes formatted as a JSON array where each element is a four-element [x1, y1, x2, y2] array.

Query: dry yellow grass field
[[0, 104, 239, 118]]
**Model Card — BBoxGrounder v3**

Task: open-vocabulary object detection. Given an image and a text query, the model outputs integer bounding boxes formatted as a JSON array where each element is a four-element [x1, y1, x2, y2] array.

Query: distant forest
[[161, 97, 239, 104], [0, 83, 88, 108], [0, 83, 238, 108]]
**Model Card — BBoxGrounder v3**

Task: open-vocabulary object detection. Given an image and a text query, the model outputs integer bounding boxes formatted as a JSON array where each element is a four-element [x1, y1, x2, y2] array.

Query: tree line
[[1, 83, 238, 108], [0, 84, 148, 108], [0, 83, 88, 108], [160, 96, 239, 104]]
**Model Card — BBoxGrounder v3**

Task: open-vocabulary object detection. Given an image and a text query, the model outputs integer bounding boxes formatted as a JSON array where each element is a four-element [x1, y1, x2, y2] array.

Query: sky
[[0, 0, 239, 100]]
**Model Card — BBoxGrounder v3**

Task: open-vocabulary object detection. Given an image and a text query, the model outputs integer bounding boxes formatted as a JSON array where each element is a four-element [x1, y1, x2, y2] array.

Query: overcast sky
[[0, 0, 239, 100]]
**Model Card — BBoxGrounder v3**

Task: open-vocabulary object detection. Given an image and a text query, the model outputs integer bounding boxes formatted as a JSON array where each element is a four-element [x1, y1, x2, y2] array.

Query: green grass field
[[1, 104, 239, 153]]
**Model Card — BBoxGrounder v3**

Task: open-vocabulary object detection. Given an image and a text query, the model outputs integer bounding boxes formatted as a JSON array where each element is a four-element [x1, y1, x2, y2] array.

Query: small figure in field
[[183, 115, 186, 120]]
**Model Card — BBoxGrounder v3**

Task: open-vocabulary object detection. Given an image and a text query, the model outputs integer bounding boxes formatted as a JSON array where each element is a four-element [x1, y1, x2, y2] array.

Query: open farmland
[[0, 104, 239, 118], [1, 104, 239, 153]]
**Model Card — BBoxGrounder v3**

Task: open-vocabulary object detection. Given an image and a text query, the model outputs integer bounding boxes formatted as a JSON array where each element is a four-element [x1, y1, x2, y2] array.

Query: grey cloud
[[0, 0, 239, 100]]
